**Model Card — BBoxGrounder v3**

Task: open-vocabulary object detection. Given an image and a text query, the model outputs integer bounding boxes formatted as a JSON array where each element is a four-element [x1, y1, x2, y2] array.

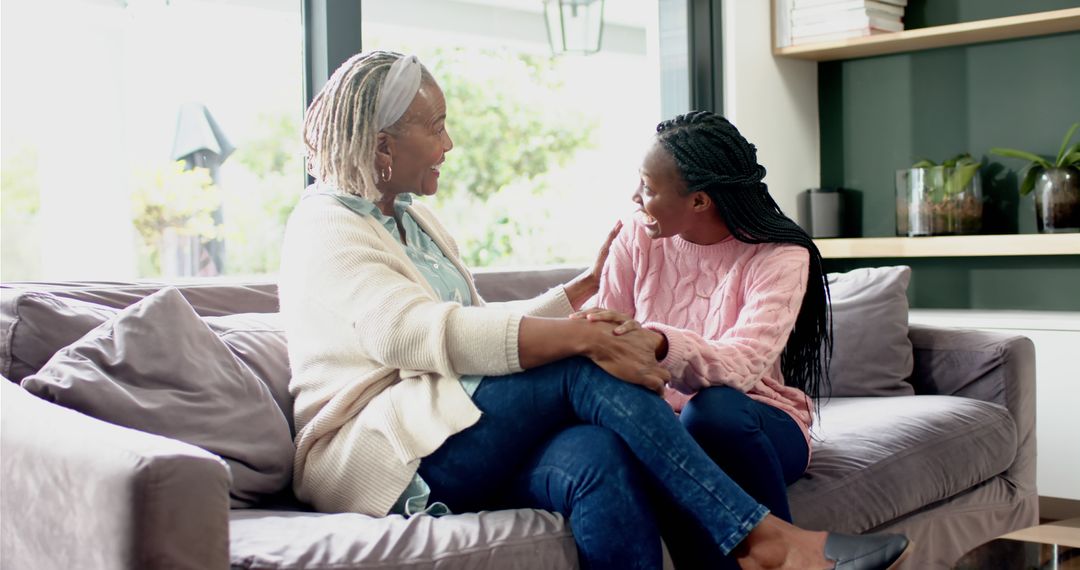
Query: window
[[360, 0, 688, 268], [1, 0, 303, 281], [1, 0, 689, 280]]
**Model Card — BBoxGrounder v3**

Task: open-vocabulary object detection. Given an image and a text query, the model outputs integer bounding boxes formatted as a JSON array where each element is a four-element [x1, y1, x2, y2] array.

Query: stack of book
[[775, 0, 906, 48]]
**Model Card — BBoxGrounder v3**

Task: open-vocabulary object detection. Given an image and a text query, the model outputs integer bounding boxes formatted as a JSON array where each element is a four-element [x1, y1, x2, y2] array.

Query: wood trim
[[773, 8, 1080, 61], [814, 234, 1080, 259], [1002, 513, 1080, 547], [1039, 497, 1080, 524]]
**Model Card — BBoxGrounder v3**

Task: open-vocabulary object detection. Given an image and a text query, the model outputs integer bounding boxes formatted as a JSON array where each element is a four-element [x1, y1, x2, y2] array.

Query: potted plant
[[895, 153, 982, 236], [991, 123, 1080, 233]]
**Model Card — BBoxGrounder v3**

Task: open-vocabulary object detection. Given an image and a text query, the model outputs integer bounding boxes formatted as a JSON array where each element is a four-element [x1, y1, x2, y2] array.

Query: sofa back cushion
[[204, 312, 293, 434], [20, 287, 294, 507], [1, 292, 120, 382], [825, 265, 915, 397], [1, 281, 278, 383], [472, 267, 584, 303], [2, 285, 290, 424]]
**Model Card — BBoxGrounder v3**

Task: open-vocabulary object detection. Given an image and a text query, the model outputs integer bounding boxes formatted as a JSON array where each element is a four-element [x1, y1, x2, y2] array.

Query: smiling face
[[378, 79, 453, 199], [632, 141, 731, 244], [633, 142, 697, 239]]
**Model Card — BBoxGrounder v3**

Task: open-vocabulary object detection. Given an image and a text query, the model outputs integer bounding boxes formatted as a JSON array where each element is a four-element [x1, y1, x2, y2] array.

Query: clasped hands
[[571, 308, 671, 395]]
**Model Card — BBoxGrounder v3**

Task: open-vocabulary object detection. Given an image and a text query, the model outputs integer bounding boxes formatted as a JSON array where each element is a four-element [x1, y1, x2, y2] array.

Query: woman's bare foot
[[733, 515, 832, 570]]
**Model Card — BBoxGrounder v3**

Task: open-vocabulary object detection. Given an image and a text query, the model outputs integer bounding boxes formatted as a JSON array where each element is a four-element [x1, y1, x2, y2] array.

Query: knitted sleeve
[[298, 199, 525, 377], [595, 221, 638, 317], [646, 246, 809, 394]]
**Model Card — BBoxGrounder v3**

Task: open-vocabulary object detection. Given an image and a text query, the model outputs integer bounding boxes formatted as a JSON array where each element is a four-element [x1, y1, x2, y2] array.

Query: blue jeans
[[417, 357, 769, 570], [651, 386, 810, 570]]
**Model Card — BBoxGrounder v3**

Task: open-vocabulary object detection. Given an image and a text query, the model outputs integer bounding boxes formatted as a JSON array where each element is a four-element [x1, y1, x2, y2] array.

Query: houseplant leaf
[[929, 165, 947, 201], [1057, 142, 1080, 167], [990, 147, 1052, 169], [1019, 165, 1043, 197], [1055, 123, 1079, 165], [912, 159, 935, 168], [948, 161, 981, 195], [1062, 150, 1080, 168]]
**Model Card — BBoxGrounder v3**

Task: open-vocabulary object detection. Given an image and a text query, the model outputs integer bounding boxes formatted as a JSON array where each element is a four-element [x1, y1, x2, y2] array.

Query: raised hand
[[563, 220, 623, 309], [589, 220, 623, 285]]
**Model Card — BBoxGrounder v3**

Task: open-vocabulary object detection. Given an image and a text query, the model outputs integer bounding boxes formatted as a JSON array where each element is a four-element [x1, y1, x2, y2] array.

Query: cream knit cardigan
[[278, 192, 574, 516]]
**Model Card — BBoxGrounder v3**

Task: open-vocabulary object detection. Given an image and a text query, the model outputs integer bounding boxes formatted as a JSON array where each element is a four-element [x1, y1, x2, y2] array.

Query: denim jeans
[[417, 357, 769, 570], [651, 386, 810, 570]]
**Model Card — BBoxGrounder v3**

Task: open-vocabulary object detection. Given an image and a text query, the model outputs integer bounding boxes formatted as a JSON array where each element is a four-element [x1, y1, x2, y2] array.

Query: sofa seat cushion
[[789, 395, 1016, 533], [229, 509, 577, 570]]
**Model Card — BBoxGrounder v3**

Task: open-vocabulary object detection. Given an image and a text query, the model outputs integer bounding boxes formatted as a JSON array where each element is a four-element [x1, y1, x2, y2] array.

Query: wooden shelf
[[814, 234, 1080, 259], [774, 8, 1080, 61]]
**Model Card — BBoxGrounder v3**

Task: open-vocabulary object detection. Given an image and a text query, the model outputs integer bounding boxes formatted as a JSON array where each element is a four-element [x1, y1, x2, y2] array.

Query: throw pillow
[[1, 290, 292, 426], [825, 265, 915, 397], [20, 287, 294, 507], [1, 292, 119, 382], [203, 312, 293, 433]]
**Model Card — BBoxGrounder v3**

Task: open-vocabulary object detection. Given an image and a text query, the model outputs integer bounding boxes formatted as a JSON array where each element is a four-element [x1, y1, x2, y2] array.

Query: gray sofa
[[0, 268, 1038, 569]]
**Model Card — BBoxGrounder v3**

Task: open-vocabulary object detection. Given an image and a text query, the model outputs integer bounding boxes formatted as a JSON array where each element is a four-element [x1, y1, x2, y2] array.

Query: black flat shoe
[[824, 532, 912, 570]]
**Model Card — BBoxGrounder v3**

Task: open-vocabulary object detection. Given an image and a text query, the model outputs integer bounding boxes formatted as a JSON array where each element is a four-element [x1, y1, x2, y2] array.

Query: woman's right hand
[[584, 321, 670, 394]]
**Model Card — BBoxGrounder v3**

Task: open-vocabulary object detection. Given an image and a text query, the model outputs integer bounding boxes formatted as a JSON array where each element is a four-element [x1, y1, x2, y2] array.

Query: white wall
[[721, 1, 819, 217]]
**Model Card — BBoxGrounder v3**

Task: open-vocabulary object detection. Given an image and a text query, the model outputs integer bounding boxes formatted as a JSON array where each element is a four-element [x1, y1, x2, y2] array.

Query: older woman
[[278, 50, 910, 570]]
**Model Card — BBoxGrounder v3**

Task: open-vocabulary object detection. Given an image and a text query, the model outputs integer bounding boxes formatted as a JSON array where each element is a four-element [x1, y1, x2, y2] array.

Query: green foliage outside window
[[1, 147, 42, 281], [131, 161, 220, 276], [3, 48, 595, 279], [416, 47, 595, 267], [224, 112, 305, 275]]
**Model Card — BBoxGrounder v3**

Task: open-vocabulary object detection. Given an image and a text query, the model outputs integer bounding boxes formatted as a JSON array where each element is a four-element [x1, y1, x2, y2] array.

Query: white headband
[[375, 55, 422, 131]]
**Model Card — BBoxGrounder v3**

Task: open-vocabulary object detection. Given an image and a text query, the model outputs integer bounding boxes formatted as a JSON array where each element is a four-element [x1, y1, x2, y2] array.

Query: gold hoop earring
[[380, 166, 393, 182]]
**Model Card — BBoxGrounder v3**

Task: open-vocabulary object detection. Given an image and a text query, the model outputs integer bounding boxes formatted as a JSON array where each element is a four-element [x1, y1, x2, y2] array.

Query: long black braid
[[655, 110, 832, 404]]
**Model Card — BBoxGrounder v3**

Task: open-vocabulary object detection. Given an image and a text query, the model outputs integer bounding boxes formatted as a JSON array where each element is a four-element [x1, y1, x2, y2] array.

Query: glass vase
[[1034, 167, 1080, 233], [896, 166, 982, 236]]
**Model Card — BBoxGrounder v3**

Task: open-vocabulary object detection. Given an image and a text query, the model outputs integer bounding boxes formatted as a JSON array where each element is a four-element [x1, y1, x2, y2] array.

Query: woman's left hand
[[564, 220, 623, 309], [570, 307, 639, 335], [588, 220, 622, 284]]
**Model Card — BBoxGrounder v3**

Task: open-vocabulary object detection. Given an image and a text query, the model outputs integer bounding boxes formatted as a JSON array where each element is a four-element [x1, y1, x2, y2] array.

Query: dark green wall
[[818, 0, 1080, 310], [825, 257, 1080, 311]]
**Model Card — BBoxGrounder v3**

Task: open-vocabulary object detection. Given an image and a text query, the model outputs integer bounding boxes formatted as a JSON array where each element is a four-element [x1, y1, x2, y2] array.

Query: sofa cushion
[[203, 312, 292, 434], [473, 267, 584, 303], [1, 281, 279, 382], [0, 289, 292, 429], [1, 292, 119, 382], [1, 280, 278, 313], [229, 509, 577, 570], [826, 265, 915, 397], [20, 287, 294, 507], [789, 395, 1017, 532]]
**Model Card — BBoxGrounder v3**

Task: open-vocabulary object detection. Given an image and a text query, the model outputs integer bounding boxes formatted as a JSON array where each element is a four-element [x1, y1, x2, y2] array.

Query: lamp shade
[[543, 0, 604, 55]]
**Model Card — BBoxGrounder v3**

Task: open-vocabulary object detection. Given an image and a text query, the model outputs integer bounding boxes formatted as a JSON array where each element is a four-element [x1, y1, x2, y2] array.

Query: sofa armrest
[[907, 324, 1037, 494], [1, 381, 231, 570]]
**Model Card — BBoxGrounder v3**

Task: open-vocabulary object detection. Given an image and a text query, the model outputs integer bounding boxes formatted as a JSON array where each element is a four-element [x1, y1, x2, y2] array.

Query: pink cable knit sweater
[[597, 220, 814, 447]]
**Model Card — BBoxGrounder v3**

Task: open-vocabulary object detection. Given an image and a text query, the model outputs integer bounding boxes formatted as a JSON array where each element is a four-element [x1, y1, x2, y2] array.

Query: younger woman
[[583, 111, 833, 567]]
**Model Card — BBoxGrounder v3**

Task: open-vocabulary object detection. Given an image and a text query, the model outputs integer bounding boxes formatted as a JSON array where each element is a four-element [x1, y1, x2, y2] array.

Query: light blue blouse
[[318, 187, 482, 516]]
